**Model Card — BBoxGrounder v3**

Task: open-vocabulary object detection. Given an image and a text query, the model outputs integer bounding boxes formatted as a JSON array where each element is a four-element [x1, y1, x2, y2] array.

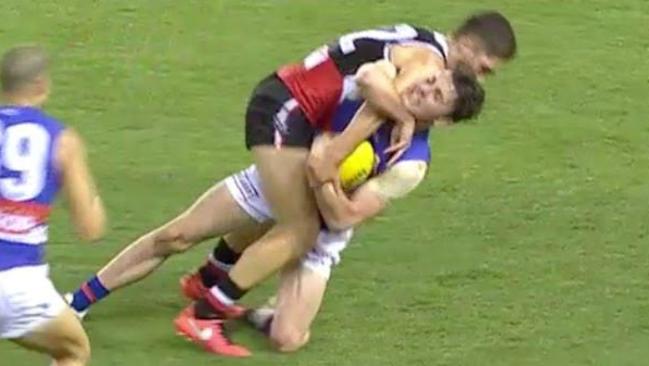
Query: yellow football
[[338, 141, 376, 191]]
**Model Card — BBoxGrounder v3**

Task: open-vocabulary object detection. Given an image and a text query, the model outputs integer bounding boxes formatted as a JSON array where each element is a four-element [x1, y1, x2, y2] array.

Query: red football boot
[[179, 272, 209, 301], [174, 305, 250, 357]]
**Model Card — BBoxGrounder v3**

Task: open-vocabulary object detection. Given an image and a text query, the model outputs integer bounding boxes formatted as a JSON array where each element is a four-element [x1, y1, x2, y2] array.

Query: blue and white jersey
[[0, 106, 65, 271], [329, 98, 431, 174]]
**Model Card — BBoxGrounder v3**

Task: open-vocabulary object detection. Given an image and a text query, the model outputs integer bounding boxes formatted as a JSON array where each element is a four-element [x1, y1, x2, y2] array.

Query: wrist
[[325, 145, 345, 165]]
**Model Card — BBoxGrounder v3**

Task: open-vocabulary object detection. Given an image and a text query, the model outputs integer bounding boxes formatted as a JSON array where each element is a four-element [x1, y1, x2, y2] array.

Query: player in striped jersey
[[0, 46, 106, 366]]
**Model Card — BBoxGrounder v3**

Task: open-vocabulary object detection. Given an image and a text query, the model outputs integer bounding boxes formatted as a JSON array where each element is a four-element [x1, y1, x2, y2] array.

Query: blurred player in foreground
[[0, 46, 105, 366]]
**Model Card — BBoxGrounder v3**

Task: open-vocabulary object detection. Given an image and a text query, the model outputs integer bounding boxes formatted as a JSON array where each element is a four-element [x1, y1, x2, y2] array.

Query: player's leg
[[194, 76, 321, 318], [1, 266, 90, 366], [269, 264, 327, 352], [12, 308, 90, 366], [181, 221, 272, 301], [200, 146, 321, 316], [246, 229, 352, 353], [68, 181, 256, 314]]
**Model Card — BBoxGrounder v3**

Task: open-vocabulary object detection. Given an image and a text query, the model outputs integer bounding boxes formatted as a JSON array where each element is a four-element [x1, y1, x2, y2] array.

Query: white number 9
[[0, 123, 50, 201]]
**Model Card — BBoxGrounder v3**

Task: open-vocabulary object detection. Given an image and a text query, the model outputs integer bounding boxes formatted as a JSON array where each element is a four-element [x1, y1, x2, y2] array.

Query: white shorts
[[224, 165, 353, 279], [0, 265, 66, 339]]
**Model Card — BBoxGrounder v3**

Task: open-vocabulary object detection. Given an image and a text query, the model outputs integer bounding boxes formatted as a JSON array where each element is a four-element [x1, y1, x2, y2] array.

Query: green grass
[[2, 0, 649, 365]]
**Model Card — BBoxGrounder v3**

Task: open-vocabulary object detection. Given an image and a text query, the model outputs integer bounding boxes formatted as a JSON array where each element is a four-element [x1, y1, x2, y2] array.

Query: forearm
[[324, 109, 383, 165], [356, 63, 414, 128], [314, 184, 358, 230]]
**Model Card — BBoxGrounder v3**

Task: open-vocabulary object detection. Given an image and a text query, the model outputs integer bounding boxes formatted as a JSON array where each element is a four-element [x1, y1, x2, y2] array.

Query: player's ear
[[33, 74, 50, 94]]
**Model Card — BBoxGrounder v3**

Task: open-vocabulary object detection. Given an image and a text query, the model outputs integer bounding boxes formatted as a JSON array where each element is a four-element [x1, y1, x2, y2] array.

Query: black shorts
[[245, 74, 315, 150]]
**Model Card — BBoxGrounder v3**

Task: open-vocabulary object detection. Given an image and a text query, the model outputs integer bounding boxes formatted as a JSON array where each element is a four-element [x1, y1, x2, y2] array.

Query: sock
[[199, 238, 241, 287], [70, 276, 110, 312], [202, 274, 248, 317], [213, 274, 247, 303], [246, 308, 275, 335], [212, 237, 241, 265]]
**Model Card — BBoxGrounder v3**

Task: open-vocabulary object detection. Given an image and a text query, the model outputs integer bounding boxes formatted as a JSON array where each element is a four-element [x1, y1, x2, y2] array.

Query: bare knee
[[153, 220, 195, 255], [55, 332, 91, 366], [269, 325, 310, 353]]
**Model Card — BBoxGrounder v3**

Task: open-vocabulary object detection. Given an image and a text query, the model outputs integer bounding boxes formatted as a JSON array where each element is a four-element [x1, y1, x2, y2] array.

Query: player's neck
[[2, 92, 47, 108]]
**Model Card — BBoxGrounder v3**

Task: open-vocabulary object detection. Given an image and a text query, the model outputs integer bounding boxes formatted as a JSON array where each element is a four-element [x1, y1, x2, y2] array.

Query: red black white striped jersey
[[277, 24, 448, 130]]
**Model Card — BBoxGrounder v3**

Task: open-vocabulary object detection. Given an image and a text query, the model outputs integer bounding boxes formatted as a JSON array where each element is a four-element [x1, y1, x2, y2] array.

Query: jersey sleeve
[[364, 160, 428, 201]]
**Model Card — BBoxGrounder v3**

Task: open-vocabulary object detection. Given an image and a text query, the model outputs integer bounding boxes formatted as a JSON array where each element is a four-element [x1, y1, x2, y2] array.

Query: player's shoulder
[[367, 159, 428, 201], [387, 160, 428, 184], [4, 107, 67, 136], [55, 127, 85, 164]]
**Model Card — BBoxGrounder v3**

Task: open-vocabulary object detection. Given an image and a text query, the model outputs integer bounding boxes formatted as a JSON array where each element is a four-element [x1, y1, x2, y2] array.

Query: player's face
[[400, 69, 456, 125], [454, 38, 503, 79], [466, 52, 501, 80]]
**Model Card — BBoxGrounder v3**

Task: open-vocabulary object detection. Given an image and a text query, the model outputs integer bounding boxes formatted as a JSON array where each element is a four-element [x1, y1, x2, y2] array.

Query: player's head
[[1, 45, 51, 106], [450, 11, 517, 77], [401, 66, 484, 127]]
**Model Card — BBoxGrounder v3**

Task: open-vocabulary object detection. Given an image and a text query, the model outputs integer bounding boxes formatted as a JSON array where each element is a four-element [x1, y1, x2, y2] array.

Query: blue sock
[[70, 276, 110, 312]]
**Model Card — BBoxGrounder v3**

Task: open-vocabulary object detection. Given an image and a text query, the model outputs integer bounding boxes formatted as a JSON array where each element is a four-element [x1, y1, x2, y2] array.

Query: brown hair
[[450, 65, 485, 122], [455, 11, 517, 60]]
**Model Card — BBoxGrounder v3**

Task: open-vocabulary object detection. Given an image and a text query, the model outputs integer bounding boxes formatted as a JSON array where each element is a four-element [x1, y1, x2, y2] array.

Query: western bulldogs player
[[0, 46, 105, 366], [66, 65, 483, 356], [176, 97, 438, 355]]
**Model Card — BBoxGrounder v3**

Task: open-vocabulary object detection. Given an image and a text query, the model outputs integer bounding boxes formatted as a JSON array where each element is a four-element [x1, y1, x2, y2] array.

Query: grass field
[[2, 0, 649, 365]]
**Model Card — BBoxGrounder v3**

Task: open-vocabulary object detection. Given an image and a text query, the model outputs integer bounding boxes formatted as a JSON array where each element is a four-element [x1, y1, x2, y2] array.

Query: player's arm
[[55, 128, 106, 241], [310, 49, 443, 186], [355, 46, 444, 119], [314, 160, 428, 231], [307, 102, 383, 187], [388, 44, 446, 94], [354, 59, 414, 129]]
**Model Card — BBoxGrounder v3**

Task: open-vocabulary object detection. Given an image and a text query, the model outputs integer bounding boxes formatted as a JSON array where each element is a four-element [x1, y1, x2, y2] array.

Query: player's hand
[[385, 117, 415, 166], [307, 145, 339, 188]]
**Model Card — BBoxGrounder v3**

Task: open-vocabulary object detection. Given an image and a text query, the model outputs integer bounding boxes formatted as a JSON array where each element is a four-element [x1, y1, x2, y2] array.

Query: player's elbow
[[76, 205, 106, 242], [77, 218, 105, 242], [324, 218, 352, 231], [354, 64, 383, 95], [354, 64, 375, 88], [355, 61, 397, 94], [323, 209, 358, 231]]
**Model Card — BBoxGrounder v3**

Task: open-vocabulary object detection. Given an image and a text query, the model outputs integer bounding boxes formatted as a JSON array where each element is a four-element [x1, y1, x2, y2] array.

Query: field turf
[[1, 1, 648, 365]]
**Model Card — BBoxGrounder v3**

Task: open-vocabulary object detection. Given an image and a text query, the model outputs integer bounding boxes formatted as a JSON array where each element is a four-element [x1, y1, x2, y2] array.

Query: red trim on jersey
[[0, 199, 51, 234], [0, 199, 51, 221], [277, 57, 344, 130]]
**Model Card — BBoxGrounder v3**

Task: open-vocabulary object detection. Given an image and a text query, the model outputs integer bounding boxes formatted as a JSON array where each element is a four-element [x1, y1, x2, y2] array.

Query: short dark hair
[[449, 65, 485, 122], [1, 45, 49, 93], [454, 11, 517, 60]]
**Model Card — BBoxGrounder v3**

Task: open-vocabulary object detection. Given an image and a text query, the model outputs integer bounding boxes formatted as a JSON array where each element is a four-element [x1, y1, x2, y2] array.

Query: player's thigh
[[271, 264, 328, 340], [161, 181, 256, 244], [252, 146, 319, 226], [13, 307, 90, 362], [224, 221, 274, 253]]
